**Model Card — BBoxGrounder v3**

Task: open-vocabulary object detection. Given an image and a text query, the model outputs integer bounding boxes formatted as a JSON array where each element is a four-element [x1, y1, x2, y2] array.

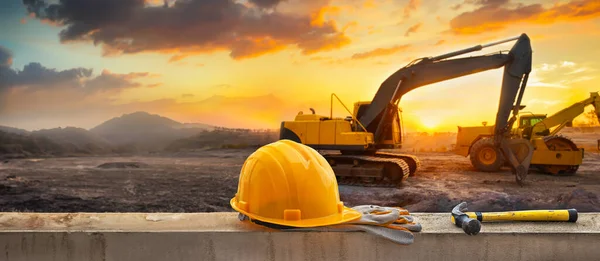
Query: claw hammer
[[450, 202, 578, 235]]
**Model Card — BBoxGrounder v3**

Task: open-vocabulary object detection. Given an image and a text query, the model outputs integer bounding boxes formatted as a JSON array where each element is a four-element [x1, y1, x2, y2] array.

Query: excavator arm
[[358, 33, 534, 184], [529, 92, 600, 138]]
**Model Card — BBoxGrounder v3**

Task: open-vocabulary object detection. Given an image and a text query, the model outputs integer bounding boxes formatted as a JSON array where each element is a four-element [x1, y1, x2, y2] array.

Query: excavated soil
[[1, 148, 599, 213]]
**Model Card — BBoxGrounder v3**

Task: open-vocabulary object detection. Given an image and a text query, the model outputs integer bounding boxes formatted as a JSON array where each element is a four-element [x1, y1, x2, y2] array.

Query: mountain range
[[0, 112, 218, 158]]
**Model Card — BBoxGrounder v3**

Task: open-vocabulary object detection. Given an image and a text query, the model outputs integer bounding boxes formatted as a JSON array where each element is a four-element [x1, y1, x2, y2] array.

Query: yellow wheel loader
[[455, 92, 600, 175], [279, 34, 536, 186]]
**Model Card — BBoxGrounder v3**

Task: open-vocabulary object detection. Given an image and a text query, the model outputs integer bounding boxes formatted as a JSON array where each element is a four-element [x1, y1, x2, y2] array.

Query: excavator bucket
[[500, 138, 534, 185]]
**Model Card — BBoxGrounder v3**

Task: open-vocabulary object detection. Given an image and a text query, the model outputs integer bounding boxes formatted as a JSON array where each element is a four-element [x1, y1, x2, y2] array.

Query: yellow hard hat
[[230, 139, 361, 227]]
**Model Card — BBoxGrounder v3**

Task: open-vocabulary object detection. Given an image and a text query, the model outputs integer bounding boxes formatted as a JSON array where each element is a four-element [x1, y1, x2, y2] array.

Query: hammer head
[[451, 202, 481, 235]]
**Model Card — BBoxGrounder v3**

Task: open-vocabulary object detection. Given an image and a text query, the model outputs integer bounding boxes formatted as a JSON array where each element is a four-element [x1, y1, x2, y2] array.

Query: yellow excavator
[[279, 33, 535, 186], [455, 92, 600, 175]]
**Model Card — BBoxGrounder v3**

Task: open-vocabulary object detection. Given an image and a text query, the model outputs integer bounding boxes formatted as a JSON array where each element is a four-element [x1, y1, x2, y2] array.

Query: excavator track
[[372, 151, 421, 177], [535, 135, 580, 175], [321, 153, 414, 187]]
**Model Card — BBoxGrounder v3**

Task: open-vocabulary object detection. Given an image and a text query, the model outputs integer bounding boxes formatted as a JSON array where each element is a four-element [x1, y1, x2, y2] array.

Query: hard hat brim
[[230, 198, 362, 228]]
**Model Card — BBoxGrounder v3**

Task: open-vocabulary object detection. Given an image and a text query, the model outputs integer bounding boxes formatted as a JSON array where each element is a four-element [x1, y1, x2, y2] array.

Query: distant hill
[[31, 127, 115, 155], [0, 130, 65, 158], [90, 111, 214, 151], [0, 125, 126, 158], [165, 128, 278, 151], [178, 122, 215, 129], [0, 125, 29, 135]]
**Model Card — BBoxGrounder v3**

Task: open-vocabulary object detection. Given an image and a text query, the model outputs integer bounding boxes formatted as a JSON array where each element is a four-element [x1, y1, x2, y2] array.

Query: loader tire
[[469, 138, 505, 172]]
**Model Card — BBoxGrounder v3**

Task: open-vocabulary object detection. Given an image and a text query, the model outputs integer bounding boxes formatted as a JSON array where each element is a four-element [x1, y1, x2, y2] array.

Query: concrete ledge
[[1, 212, 599, 261]]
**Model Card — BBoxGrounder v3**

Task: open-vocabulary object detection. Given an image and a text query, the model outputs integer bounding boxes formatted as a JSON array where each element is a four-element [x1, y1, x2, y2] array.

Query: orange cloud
[[342, 21, 359, 34], [536, 0, 600, 23], [168, 54, 188, 63], [311, 5, 342, 26], [351, 44, 411, 60], [363, 0, 377, 8], [449, 0, 600, 35], [404, 0, 421, 18], [147, 83, 163, 88], [405, 22, 423, 37], [367, 25, 381, 35], [434, 39, 445, 46], [298, 30, 351, 55], [436, 16, 445, 24], [230, 37, 287, 60]]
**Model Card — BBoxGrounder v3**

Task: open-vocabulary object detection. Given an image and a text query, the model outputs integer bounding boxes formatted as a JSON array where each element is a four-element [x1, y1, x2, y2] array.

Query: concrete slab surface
[[0, 212, 597, 233], [0, 212, 599, 261]]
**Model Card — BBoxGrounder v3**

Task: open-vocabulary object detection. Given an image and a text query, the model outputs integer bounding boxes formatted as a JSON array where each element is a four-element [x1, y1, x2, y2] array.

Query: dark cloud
[[0, 61, 92, 91], [449, 0, 600, 35], [404, 22, 422, 37], [351, 44, 411, 60], [249, 0, 286, 9], [0, 46, 12, 67], [0, 46, 153, 94], [23, 0, 349, 60], [464, 0, 510, 7], [84, 70, 148, 93]]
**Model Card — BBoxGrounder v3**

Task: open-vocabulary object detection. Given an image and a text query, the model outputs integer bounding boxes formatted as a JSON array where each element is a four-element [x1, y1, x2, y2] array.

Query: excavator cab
[[353, 101, 402, 149]]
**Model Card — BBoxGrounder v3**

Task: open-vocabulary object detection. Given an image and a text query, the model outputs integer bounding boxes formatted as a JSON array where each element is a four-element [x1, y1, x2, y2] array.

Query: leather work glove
[[278, 205, 421, 245], [347, 205, 422, 233]]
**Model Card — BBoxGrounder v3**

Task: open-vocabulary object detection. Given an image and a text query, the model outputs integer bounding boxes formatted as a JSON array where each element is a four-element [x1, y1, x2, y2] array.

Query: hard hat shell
[[230, 139, 361, 227]]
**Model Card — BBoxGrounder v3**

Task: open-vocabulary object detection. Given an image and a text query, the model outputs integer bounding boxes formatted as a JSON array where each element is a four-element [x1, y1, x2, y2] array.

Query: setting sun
[[420, 116, 441, 131]]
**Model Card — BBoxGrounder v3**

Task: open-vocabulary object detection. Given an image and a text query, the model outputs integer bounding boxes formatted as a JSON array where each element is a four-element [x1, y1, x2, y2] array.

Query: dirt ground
[[1, 148, 599, 213]]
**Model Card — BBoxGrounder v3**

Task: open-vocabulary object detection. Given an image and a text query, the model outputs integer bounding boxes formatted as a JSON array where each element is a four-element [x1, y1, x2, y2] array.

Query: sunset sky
[[1, 0, 599, 132]]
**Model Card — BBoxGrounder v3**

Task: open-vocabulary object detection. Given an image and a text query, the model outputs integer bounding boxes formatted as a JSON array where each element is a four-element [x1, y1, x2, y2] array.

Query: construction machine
[[279, 33, 535, 186], [455, 92, 600, 175]]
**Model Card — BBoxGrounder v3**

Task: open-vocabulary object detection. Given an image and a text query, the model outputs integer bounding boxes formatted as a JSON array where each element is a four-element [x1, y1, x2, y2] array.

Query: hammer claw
[[451, 202, 481, 235]]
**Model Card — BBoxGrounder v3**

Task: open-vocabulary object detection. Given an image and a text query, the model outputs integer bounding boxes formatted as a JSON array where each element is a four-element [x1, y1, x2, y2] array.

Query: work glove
[[242, 205, 421, 245], [347, 205, 422, 233]]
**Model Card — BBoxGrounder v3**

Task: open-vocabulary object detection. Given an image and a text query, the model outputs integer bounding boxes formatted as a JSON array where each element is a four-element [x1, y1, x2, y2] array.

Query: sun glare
[[420, 116, 440, 130]]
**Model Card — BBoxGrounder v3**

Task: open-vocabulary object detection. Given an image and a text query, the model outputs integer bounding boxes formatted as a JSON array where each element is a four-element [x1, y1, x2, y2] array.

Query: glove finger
[[394, 215, 415, 224], [390, 223, 422, 232], [349, 207, 400, 226], [352, 205, 408, 215], [389, 207, 410, 215], [368, 206, 410, 216], [351, 205, 395, 215]]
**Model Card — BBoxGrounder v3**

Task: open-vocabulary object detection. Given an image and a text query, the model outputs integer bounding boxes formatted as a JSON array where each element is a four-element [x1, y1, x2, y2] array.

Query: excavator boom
[[357, 33, 533, 184], [359, 34, 531, 141]]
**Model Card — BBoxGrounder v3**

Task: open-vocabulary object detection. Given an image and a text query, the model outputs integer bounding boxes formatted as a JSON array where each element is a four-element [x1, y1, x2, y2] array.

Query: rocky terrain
[[0, 148, 599, 213]]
